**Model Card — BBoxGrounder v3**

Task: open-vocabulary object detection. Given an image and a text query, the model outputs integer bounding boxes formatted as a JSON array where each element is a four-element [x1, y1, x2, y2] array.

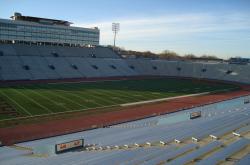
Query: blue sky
[[1, 0, 250, 58]]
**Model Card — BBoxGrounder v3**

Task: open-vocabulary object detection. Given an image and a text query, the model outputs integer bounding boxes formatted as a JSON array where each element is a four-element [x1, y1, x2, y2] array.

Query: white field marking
[[131, 92, 156, 100], [36, 83, 91, 109], [111, 97, 122, 100], [55, 79, 165, 102], [141, 91, 163, 99], [51, 90, 90, 109], [86, 89, 125, 103], [98, 90, 145, 102], [48, 79, 128, 85], [0, 104, 121, 122], [47, 84, 105, 108], [12, 88, 53, 114], [113, 87, 157, 101], [54, 83, 112, 107], [64, 91, 104, 107], [121, 92, 210, 107], [0, 91, 32, 116], [25, 88, 70, 112], [43, 90, 89, 109], [55, 84, 108, 107], [104, 90, 139, 102], [152, 92, 161, 95], [0, 87, 243, 122], [168, 91, 177, 93], [87, 90, 119, 105], [50, 80, 158, 101], [94, 88, 140, 103]]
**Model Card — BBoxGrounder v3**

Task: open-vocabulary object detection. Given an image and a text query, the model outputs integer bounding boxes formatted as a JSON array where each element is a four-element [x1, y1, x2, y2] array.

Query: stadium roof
[[10, 12, 73, 26]]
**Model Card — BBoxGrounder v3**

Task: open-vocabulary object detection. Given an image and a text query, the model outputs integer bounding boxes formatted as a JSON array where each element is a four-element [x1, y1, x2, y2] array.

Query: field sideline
[[0, 78, 238, 120]]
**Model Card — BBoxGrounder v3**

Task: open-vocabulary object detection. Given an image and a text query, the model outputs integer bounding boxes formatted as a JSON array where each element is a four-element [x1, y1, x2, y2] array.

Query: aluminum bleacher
[[192, 113, 249, 142], [0, 96, 250, 164], [0, 43, 17, 56], [65, 57, 101, 78], [209, 116, 250, 140], [14, 44, 40, 56], [94, 47, 120, 58], [233, 125, 250, 137], [108, 59, 137, 76], [236, 153, 250, 165], [197, 138, 250, 165], [44, 57, 83, 78], [121, 145, 177, 165], [167, 141, 223, 165], [0, 43, 250, 84], [0, 56, 31, 80], [143, 143, 198, 165]]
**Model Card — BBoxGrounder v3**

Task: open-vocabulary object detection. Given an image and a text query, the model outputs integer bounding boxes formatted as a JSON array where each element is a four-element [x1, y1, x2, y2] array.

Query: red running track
[[0, 87, 250, 145]]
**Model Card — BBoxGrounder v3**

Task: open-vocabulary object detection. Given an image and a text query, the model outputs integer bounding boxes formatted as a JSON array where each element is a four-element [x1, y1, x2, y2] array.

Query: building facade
[[0, 13, 100, 46]]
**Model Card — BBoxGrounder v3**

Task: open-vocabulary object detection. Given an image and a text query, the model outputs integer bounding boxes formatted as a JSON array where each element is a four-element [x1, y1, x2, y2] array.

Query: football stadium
[[0, 11, 250, 165]]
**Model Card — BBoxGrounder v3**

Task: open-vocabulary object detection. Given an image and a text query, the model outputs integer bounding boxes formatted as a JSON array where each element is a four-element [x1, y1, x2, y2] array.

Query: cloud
[[74, 12, 250, 57]]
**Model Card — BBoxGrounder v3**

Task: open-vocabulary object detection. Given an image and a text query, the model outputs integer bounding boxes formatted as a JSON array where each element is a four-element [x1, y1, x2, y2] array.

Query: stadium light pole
[[112, 23, 120, 48]]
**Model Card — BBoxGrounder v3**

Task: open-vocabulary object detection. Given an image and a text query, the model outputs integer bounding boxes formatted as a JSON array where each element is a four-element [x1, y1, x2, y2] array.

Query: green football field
[[0, 78, 238, 120]]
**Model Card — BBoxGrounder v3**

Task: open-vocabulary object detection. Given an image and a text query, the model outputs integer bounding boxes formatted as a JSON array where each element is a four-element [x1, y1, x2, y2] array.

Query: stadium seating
[[14, 44, 40, 56], [0, 56, 31, 80], [0, 43, 17, 56], [1, 95, 250, 164], [0, 43, 250, 84], [197, 138, 250, 165], [167, 141, 223, 165], [1, 43, 250, 165], [233, 125, 250, 137], [236, 153, 250, 165]]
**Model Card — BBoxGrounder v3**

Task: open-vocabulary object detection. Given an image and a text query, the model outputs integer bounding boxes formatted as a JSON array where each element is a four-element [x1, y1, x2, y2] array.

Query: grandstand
[[0, 43, 250, 83], [0, 13, 250, 165], [1, 96, 250, 164]]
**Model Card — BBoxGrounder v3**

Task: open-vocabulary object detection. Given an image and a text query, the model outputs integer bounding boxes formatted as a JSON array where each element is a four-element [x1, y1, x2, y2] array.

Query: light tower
[[112, 23, 120, 47]]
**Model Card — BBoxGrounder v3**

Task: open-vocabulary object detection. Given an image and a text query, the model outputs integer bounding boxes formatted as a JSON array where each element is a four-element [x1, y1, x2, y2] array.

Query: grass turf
[[0, 78, 238, 120]]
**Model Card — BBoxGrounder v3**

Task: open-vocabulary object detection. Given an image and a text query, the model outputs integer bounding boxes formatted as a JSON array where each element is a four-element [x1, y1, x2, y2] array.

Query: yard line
[[104, 88, 152, 101], [24, 87, 70, 112], [40, 84, 104, 107], [96, 89, 140, 102], [86, 89, 126, 103], [94, 87, 153, 102], [58, 84, 116, 106], [68, 83, 155, 102], [71, 83, 141, 103], [168, 91, 177, 93], [84, 90, 120, 105], [58, 90, 104, 107], [0, 90, 32, 116], [12, 88, 53, 114], [36, 84, 91, 109], [48, 79, 126, 85], [44, 90, 88, 109], [0, 104, 122, 122]]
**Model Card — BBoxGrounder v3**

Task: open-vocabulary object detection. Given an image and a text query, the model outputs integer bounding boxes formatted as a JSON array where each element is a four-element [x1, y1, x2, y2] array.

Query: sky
[[0, 0, 250, 59]]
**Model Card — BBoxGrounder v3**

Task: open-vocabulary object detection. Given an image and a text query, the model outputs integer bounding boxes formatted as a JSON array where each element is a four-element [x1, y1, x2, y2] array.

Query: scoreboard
[[55, 139, 84, 154]]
